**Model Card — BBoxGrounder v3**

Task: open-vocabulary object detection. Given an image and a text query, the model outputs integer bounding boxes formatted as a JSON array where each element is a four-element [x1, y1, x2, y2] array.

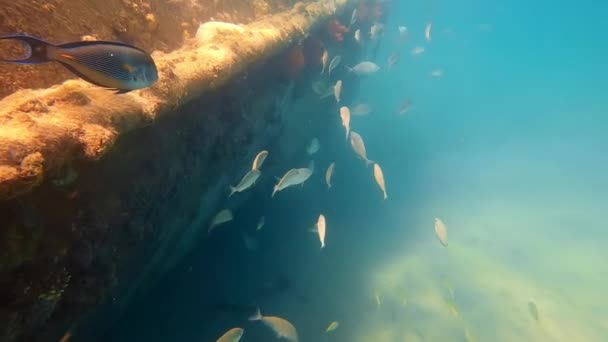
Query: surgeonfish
[[216, 327, 244, 342], [249, 308, 299, 342], [0, 34, 158, 93]]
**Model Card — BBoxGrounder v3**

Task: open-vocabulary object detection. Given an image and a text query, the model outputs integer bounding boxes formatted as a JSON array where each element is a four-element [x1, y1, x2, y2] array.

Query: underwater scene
[[0, 0, 607, 341]]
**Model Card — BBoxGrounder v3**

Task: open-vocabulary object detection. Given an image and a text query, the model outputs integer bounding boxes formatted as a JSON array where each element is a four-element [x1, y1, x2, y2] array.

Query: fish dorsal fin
[[57, 40, 150, 54]]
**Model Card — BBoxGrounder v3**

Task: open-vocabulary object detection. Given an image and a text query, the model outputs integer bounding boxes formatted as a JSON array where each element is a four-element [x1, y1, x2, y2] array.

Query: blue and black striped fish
[[0, 34, 158, 93]]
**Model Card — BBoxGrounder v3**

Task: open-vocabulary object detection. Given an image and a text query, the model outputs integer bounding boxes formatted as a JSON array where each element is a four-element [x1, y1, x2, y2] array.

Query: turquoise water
[[103, 0, 608, 341]]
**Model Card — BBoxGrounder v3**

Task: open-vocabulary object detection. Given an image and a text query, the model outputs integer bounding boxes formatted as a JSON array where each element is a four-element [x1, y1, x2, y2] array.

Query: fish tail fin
[[346, 66, 353, 73], [249, 307, 262, 321], [228, 186, 237, 198], [365, 159, 375, 167], [383, 191, 388, 200], [0, 34, 54, 64]]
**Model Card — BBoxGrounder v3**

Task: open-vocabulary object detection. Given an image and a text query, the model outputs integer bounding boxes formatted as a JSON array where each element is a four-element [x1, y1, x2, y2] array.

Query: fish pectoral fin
[[122, 63, 135, 73], [114, 88, 132, 94], [59, 53, 77, 61]]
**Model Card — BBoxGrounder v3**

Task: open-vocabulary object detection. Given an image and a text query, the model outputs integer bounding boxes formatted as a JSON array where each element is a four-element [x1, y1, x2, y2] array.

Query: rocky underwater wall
[[0, 0, 390, 340]]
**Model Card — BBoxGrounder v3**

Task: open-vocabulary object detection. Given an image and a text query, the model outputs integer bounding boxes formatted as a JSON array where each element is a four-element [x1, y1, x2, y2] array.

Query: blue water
[[103, 0, 608, 341]]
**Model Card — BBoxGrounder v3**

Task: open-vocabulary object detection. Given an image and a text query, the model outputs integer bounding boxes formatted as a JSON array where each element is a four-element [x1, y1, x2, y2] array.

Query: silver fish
[[334, 80, 342, 103], [216, 327, 244, 342], [328, 55, 342, 78], [370, 23, 384, 40], [434, 218, 448, 247], [311, 80, 333, 99], [388, 52, 400, 69], [272, 168, 312, 197], [347, 62, 380, 75], [229, 169, 261, 197], [349, 131, 373, 166], [250, 308, 299, 342], [430, 69, 443, 77], [373, 163, 387, 200], [320, 49, 328, 74], [252, 150, 269, 170], [308, 160, 316, 174], [307, 137, 320, 155], [256, 216, 265, 231], [325, 162, 335, 189], [411, 46, 425, 55], [339, 106, 351, 140], [316, 214, 326, 248], [351, 103, 371, 116], [242, 232, 258, 251], [350, 8, 358, 26], [528, 301, 540, 323], [398, 99, 411, 115], [209, 209, 233, 234]]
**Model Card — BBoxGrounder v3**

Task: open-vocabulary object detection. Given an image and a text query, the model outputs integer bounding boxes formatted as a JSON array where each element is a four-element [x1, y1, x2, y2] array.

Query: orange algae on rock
[[0, 1, 357, 342], [0, 0, 350, 202]]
